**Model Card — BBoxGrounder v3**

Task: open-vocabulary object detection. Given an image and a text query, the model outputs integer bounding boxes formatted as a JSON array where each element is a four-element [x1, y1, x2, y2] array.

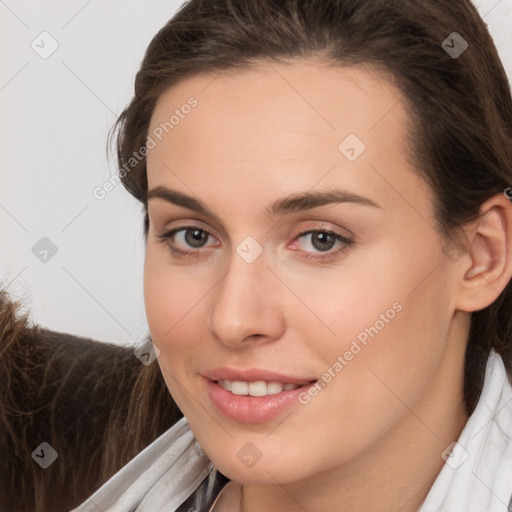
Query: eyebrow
[[147, 185, 381, 218]]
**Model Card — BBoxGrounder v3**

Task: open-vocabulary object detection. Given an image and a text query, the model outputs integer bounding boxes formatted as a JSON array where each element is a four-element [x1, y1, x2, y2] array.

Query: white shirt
[[419, 350, 512, 512], [72, 349, 512, 512]]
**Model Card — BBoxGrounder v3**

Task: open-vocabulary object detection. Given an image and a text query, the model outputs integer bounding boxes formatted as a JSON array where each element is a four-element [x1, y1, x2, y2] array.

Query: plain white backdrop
[[1, 0, 511, 346]]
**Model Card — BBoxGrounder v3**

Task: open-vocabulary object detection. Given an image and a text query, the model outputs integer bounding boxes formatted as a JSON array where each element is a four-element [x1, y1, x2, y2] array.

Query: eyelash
[[156, 226, 355, 261]]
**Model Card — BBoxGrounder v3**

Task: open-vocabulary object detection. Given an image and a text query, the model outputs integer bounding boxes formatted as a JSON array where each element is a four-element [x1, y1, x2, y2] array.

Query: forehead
[[146, 59, 431, 218], [148, 59, 408, 154]]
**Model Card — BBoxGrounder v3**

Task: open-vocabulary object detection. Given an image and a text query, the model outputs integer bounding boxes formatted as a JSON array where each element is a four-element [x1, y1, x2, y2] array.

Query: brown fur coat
[[0, 290, 181, 512]]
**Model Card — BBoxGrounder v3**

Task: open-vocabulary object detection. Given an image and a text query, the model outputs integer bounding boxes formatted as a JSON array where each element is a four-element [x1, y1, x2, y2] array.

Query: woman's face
[[144, 60, 466, 485]]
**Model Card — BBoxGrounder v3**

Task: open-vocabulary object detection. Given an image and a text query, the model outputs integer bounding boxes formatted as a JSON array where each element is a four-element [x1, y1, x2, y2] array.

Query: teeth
[[218, 379, 302, 396], [267, 381, 284, 395], [248, 380, 267, 397], [231, 381, 248, 395], [218, 379, 232, 392]]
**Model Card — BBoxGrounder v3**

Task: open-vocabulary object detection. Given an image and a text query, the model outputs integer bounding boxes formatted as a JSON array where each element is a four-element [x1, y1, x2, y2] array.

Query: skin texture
[[143, 59, 512, 512]]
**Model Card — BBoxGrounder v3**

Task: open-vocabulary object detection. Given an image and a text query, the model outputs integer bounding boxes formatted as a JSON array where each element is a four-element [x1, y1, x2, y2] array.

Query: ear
[[454, 192, 512, 312]]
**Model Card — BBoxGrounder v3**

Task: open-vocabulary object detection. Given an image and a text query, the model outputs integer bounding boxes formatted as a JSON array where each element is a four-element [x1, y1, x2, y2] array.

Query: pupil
[[312, 232, 335, 251], [185, 229, 208, 247]]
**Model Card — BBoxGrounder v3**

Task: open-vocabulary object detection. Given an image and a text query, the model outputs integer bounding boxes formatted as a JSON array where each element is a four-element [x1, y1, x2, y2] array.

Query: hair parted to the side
[[110, 0, 512, 426]]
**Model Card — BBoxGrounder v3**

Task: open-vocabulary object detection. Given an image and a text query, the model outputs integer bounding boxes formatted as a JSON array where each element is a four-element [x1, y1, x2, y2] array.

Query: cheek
[[289, 237, 453, 402], [336, 257, 452, 412], [144, 247, 208, 343], [143, 253, 175, 342], [143, 247, 214, 403]]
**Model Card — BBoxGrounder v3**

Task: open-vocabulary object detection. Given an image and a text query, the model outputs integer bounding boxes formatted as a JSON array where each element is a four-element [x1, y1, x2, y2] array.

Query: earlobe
[[455, 193, 512, 312]]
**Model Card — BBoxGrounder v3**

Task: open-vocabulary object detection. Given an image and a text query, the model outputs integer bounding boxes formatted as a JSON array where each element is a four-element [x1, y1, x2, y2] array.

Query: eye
[[176, 228, 211, 248], [157, 226, 219, 257], [157, 225, 354, 261], [291, 229, 354, 260]]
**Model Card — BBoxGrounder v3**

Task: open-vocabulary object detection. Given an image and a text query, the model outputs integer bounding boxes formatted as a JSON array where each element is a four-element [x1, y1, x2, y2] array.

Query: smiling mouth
[[215, 379, 317, 397], [206, 376, 319, 423]]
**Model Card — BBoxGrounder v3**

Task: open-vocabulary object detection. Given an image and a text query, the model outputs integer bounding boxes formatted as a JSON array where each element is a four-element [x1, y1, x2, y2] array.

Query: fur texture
[[0, 290, 181, 512]]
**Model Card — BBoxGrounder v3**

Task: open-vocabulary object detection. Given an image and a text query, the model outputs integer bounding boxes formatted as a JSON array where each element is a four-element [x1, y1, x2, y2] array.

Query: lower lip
[[205, 379, 317, 424]]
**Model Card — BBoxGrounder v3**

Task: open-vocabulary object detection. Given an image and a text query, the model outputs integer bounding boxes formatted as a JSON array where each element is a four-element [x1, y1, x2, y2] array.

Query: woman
[[53, 0, 512, 510]]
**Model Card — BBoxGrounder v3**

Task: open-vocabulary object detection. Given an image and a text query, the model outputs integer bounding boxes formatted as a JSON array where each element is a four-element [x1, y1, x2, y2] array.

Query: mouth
[[215, 379, 316, 397], [202, 371, 318, 423]]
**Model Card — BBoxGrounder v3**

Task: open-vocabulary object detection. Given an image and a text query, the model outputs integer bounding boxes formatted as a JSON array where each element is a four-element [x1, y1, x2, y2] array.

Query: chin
[[199, 434, 319, 485], [210, 456, 302, 485]]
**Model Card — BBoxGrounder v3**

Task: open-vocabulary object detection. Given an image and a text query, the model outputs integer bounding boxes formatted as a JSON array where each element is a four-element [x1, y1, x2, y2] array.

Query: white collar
[[73, 350, 512, 512], [419, 349, 512, 512], [71, 416, 212, 512]]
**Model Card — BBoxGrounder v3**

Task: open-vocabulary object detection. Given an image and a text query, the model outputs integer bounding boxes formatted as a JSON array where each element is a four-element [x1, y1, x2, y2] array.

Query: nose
[[207, 255, 286, 349]]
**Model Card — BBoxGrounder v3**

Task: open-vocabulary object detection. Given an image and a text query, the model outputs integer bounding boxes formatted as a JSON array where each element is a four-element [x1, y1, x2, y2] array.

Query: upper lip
[[202, 367, 317, 385]]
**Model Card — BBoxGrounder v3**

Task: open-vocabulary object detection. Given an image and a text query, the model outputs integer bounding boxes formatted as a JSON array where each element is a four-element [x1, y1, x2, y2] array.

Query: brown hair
[[0, 289, 181, 511], [111, 0, 512, 419]]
